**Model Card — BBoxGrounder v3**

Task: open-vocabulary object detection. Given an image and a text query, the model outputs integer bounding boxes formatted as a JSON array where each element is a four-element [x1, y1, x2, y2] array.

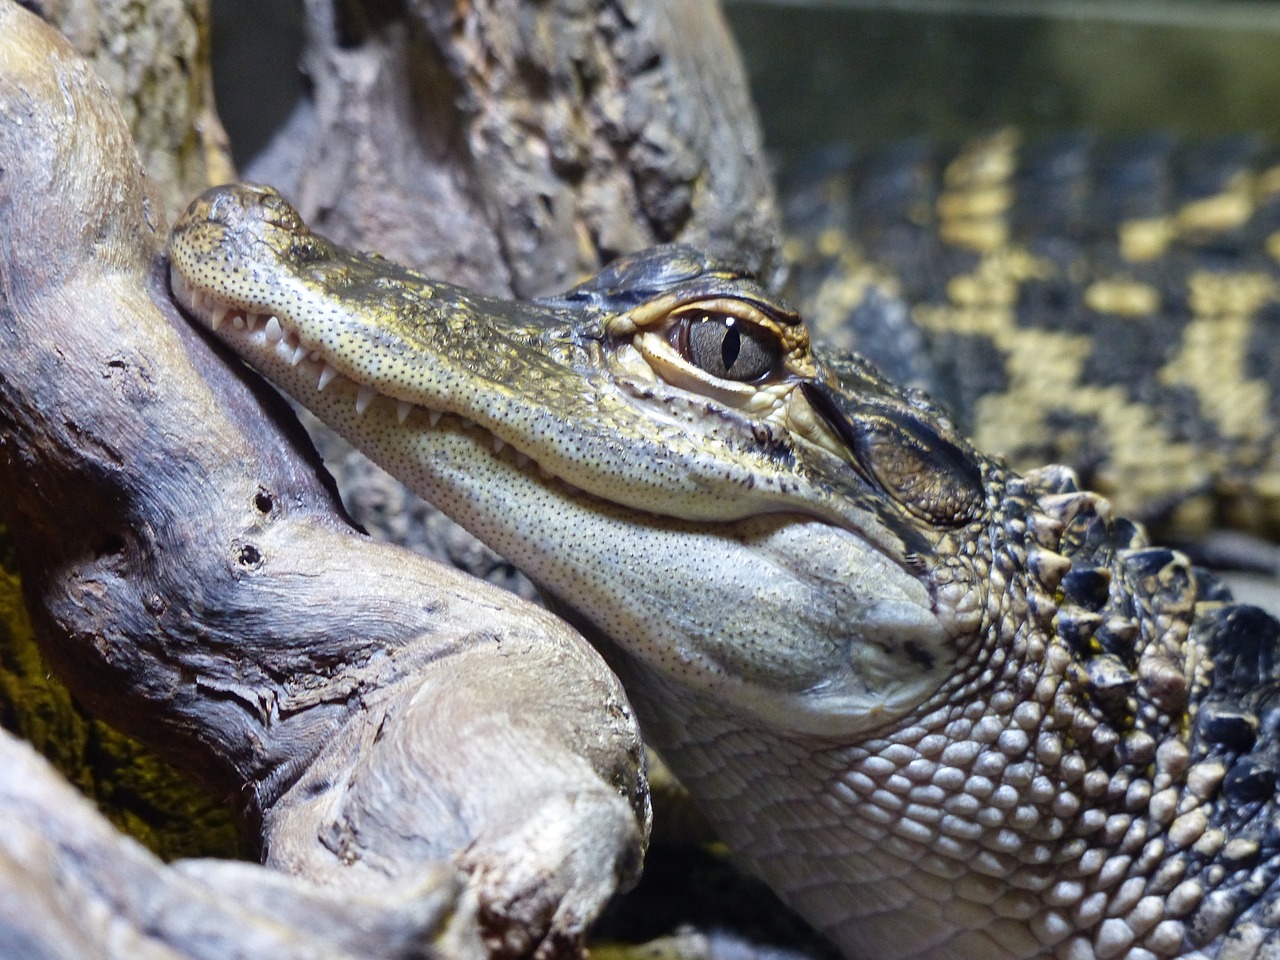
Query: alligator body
[[171, 183, 1280, 960], [783, 130, 1280, 537]]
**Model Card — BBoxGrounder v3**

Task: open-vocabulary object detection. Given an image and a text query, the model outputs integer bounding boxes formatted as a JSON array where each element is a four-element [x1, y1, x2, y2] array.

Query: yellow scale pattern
[[800, 130, 1280, 533]]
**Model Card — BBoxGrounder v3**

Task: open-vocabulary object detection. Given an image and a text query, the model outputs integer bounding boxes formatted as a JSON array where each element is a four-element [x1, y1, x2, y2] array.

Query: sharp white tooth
[[396, 401, 412, 424], [427, 410, 443, 427], [189, 288, 203, 310], [210, 305, 228, 331], [514, 451, 530, 468], [232, 314, 246, 330], [264, 317, 283, 342], [244, 312, 260, 332], [290, 344, 309, 366], [317, 364, 339, 391], [492, 436, 505, 454], [355, 385, 375, 415]]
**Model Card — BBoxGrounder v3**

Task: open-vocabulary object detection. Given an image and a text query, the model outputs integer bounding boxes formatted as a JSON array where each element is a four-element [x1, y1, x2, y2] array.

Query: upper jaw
[[169, 259, 918, 559], [169, 182, 991, 567]]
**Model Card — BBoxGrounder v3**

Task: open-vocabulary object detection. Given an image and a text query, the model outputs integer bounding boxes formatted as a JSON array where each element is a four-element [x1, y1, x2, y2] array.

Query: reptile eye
[[677, 312, 781, 382]]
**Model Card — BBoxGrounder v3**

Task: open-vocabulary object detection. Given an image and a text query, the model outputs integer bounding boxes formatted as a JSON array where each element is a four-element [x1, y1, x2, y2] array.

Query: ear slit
[[801, 379, 985, 526]]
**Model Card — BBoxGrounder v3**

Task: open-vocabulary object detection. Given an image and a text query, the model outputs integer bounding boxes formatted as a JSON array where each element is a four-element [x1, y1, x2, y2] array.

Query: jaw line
[[170, 265, 951, 737], [169, 263, 919, 569], [168, 265, 598, 497]]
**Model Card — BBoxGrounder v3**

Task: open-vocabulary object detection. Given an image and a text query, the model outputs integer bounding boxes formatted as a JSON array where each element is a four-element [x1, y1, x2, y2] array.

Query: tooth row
[[211, 306, 274, 336], [178, 283, 276, 348], [195, 290, 563, 488], [315, 372, 553, 481], [305, 366, 562, 487]]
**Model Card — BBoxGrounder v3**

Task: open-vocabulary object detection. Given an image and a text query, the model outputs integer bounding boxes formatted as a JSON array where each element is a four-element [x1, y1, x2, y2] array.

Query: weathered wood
[[252, 0, 782, 297], [0, 5, 647, 956], [0, 563, 247, 860], [0, 726, 469, 960], [25, 0, 235, 222], [0, 1, 243, 861]]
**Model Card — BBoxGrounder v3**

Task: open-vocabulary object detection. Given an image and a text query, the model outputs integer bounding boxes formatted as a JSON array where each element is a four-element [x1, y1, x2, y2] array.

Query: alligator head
[[167, 183, 1009, 739], [171, 183, 1249, 960]]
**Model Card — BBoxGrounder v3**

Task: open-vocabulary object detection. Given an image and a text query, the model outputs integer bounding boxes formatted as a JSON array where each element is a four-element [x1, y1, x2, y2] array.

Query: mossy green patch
[[0, 523, 248, 861]]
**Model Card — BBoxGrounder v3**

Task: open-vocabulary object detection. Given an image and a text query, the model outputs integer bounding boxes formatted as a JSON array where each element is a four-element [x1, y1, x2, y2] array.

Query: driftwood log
[[0, 727, 468, 960], [0, 5, 654, 957], [0, 0, 788, 956], [0, 0, 246, 857]]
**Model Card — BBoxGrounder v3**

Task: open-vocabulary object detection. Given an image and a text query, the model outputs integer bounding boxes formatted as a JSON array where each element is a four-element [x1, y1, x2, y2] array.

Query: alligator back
[[784, 130, 1280, 537]]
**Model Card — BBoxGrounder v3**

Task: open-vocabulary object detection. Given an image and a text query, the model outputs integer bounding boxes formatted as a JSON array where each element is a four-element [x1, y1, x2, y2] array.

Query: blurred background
[[210, 0, 1280, 173]]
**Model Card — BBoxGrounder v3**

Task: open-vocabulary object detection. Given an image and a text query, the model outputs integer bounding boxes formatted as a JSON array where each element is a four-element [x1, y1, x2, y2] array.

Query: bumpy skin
[[171, 183, 1280, 960], [784, 130, 1280, 535]]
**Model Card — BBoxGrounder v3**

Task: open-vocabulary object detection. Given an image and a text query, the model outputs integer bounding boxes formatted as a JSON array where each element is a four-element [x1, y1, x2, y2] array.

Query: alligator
[[170, 182, 1280, 960], [781, 130, 1280, 540]]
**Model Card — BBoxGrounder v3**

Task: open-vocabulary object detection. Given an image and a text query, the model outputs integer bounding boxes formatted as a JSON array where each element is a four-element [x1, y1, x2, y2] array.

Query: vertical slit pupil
[[721, 320, 741, 373]]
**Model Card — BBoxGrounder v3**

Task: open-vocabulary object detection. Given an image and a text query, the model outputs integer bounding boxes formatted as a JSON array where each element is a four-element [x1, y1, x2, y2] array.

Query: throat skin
[[614, 584, 1206, 960], [620, 640, 1090, 960]]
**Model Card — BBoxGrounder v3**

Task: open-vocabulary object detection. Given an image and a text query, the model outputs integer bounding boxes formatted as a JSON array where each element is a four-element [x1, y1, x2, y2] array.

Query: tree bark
[[0, 5, 647, 957], [0, 727, 472, 960], [25, 0, 235, 222], [253, 0, 781, 299]]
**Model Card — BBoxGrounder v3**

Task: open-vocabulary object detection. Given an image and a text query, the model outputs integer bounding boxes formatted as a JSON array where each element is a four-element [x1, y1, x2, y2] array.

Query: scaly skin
[[170, 183, 1280, 960]]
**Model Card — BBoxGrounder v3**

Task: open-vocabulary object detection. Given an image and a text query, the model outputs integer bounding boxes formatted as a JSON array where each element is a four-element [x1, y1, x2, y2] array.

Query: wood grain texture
[[0, 5, 647, 956], [251, 0, 781, 298], [25, 0, 235, 222]]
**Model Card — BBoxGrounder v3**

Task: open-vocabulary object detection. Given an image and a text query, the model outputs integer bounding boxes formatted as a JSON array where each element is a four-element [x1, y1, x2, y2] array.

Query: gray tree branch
[[0, 5, 647, 956]]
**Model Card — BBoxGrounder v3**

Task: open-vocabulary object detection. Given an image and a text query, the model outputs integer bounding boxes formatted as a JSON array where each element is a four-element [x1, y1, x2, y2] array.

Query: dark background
[[210, 0, 1280, 172]]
